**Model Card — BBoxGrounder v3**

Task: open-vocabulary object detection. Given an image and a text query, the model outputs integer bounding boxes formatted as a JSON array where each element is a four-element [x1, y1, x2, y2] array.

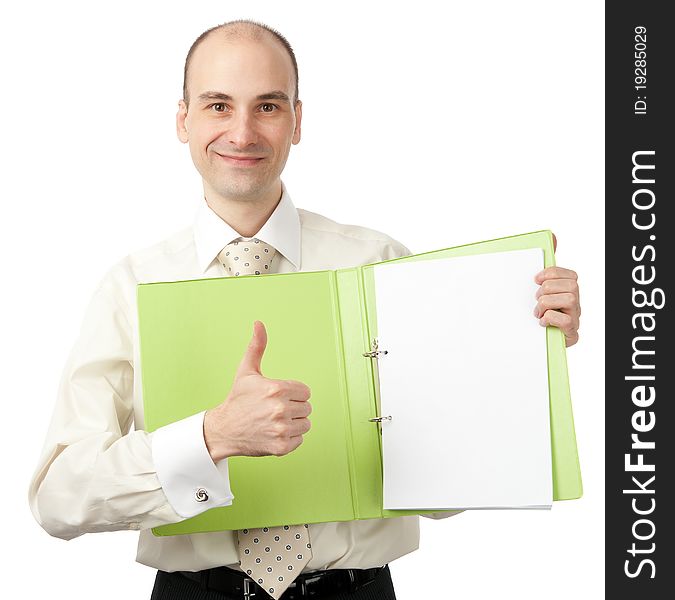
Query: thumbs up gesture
[[203, 321, 313, 462]]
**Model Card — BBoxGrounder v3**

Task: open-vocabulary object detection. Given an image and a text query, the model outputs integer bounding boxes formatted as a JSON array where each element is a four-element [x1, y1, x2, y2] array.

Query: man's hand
[[203, 320, 312, 462], [534, 266, 581, 347]]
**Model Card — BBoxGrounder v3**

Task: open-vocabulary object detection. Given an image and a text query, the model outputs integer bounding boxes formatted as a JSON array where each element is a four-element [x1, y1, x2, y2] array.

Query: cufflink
[[195, 488, 209, 502]]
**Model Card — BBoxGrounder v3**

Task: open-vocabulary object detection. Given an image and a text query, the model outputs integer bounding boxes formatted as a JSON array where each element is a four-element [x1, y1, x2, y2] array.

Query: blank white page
[[373, 248, 552, 509]]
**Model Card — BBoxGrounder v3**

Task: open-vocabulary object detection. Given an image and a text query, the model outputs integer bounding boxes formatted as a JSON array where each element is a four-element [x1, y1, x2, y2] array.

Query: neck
[[204, 181, 282, 238]]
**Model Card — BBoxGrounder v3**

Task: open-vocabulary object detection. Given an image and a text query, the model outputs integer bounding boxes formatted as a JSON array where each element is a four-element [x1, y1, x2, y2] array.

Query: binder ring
[[363, 349, 388, 358], [363, 339, 388, 359], [369, 415, 392, 422]]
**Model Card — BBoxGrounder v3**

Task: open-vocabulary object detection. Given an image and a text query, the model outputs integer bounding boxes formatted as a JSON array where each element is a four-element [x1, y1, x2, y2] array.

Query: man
[[29, 19, 581, 600]]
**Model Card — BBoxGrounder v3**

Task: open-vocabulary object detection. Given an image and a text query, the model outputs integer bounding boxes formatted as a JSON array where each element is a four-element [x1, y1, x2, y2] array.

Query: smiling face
[[177, 32, 302, 205]]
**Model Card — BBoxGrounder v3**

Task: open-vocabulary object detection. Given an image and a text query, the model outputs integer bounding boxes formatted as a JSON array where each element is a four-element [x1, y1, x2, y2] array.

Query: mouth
[[215, 153, 265, 167]]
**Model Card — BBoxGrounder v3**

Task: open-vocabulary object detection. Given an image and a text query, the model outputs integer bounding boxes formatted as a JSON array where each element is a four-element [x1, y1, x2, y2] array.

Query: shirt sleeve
[[27, 267, 232, 541], [152, 411, 234, 518]]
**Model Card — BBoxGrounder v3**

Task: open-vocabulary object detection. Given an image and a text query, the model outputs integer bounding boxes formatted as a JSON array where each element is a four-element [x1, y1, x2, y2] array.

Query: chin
[[216, 178, 273, 201]]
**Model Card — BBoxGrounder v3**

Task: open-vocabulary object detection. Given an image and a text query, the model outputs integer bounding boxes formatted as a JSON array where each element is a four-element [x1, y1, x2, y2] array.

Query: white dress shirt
[[29, 184, 459, 573]]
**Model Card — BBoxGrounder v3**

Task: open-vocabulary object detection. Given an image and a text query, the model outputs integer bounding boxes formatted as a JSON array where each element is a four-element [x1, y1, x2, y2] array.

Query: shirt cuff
[[151, 410, 234, 518]]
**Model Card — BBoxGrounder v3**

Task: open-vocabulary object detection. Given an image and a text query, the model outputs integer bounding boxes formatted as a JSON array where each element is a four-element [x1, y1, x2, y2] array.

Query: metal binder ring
[[363, 349, 388, 358], [363, 339, 388, 358], [369, 415, 392, 422]]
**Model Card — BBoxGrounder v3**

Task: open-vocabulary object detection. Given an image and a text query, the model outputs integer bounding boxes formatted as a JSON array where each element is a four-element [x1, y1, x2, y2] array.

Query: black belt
[[179, 564, 386, 599]]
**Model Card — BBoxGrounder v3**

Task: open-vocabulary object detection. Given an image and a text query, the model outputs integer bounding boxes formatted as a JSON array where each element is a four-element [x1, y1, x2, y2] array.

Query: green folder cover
[[138, 230, 582, 536]]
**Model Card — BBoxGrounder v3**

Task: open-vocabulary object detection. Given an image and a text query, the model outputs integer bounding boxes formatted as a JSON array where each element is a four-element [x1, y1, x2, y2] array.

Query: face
[[177, 34, 302, 204]]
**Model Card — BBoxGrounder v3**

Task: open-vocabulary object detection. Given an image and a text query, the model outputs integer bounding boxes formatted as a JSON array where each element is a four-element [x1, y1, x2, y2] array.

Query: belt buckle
[[300, 573, 323, 597], [285, 574, 314, 599], [284, 578, 305, 599], [243, 578, 256, 599]]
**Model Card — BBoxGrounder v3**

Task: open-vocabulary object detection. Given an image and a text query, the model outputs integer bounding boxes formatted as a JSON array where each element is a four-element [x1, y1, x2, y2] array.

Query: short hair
[[182, 19, 299, 106]]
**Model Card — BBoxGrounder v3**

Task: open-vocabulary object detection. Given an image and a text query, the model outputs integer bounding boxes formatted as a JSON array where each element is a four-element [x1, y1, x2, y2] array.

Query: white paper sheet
[[373, 248, 552, 509]]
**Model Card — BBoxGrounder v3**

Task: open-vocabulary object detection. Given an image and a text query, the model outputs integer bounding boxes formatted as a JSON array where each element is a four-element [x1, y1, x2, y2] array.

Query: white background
[[1, 1, 604, 598]]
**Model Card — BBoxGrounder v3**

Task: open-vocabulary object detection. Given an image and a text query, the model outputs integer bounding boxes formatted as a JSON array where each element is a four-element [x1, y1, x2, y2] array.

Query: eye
[[259, 103, 278, 113], [209, 103, 228, 112]]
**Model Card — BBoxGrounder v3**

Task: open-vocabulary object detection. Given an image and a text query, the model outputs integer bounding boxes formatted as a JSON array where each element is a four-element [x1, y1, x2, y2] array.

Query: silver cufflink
[[195, 488, 209, 502]]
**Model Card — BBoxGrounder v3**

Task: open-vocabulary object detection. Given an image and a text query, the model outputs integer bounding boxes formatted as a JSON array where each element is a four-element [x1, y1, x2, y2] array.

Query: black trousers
[[151, 566, 397, 600]]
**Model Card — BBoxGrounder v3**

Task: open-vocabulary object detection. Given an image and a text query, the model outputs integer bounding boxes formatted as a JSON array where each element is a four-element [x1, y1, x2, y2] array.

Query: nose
[[226, 111, 259, 149]]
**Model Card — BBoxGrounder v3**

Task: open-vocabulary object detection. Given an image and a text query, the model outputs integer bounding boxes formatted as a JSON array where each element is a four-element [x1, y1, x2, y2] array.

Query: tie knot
[[218, 237, 277, 276]]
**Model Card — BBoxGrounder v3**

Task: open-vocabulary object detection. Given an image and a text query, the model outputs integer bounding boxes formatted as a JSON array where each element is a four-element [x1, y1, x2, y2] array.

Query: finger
[[285, 380, 312, 402], [236, 320, 268, 377], [274, 435, 304, 456], [264, 379, 311, 404], [289, 400, 312, 419], [285, 435, 304, 453], [539, 309, 579, 343], [534, 292, 580, 318], [552, 232, 557, 253], [535, 278, 579, 299], [534, 266, 578, 284], [289, 418, 311, 437]]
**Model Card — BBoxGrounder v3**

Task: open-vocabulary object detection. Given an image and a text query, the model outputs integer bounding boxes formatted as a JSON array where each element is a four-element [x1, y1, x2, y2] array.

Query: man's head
[[176, 20, 302, 205]]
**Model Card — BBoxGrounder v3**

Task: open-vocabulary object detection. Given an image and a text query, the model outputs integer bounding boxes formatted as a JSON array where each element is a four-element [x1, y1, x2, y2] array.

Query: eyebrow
[[196, 90, 291, 104]]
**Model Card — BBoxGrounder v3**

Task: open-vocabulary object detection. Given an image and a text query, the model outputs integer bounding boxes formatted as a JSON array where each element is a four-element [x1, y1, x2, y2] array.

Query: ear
[[292, 100, 303, 145], [176, 99, 189, 144]]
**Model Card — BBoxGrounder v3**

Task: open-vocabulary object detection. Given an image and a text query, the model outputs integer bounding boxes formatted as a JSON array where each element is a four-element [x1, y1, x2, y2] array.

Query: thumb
[[551, 232, 558, 253], [236, 320, 268, 377]]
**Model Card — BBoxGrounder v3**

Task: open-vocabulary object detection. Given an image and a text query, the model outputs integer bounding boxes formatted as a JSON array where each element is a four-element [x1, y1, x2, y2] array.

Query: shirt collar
[[193, 183, 301, 274]]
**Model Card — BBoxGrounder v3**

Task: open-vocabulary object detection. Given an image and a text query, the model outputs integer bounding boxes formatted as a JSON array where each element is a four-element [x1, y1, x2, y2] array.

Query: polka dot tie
[[217, 237, 276, 277], [237, 525, 312, 599], [218, 237, 313, 599]]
